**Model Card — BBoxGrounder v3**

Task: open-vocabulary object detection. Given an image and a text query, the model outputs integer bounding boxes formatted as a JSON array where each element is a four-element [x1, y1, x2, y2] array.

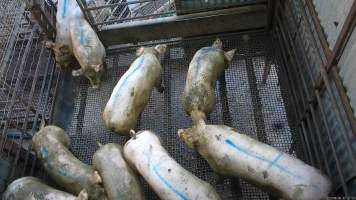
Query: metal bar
[[331, 67, 356, 135], [314, 90, 349, 194], [278, 7, 314, 98], [274, 27, 302, 122], [320, 67, 356, 163], [244, 49, 268, 144], [21, 51, 53, 177], [277, 17, 308, 114], [75, 0, 97, 31], [176, 0, 267, 15], [283, 1, 316, 85], [326, 0, 356, 72], [0, 26, 36, 154], [288, 0, 325, 64], [266, 0, 275, 31], [85, 0, 152, 11], [305, 111, 325, 171], [300, 120, 315, 166], [94, 11, 176, 26], [20, 45, 45, 131], [99, 5, 267, 45], [304, 0, 332, 58], [308, 104, 332, 177]]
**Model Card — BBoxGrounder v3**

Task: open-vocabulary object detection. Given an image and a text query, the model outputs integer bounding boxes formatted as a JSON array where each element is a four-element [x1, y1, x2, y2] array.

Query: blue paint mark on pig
[[225, 138, 303, 180], [152, 164, 188, 200], [113, 56, 145, 99], [41, 146, 49, 159], [62, 0, 68, 19], [79, 27, 85, 46]]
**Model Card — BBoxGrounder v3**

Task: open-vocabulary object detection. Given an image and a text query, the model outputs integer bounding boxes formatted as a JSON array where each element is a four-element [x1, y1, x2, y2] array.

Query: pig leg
[[155, 76, 165, 93], [72, 68, 84, 77]]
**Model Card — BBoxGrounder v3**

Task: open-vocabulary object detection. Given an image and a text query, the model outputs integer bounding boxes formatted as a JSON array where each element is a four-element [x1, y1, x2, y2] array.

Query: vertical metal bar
[[315, 90, 349, 194], [0, 26, 36, 153], [282, 2, 316, 86], [277, 13, 312, 104], [308, 103, 332, 178], [300, 120, 315, 166], [277, 20, 306, 116], [21, 45, 45, 131], [304, 0, 332, 58], [320, 67, 356, 163], [331, 67, 356, 135], [21, 51, 52, 176], [304, 112, 323, 169], [243, 41, 268, 144]]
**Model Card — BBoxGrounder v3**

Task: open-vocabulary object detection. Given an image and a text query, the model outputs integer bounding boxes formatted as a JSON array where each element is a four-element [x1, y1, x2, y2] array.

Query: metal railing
[[0, 5, 61, 190], [76, 0, 176, 30]]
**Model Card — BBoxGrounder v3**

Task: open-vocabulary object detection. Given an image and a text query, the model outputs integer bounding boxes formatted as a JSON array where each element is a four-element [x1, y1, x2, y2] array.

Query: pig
[[178, 121, 332, 200], [123, 130, 221, 200], [32, 126, 108, 200], [182, 38, 236, 124], [102, 45, 166, 135], [3, 177, 88, 200], [45, 0, 76, 69], [69, 5, 106, 89], [92, 143, 145, 200]]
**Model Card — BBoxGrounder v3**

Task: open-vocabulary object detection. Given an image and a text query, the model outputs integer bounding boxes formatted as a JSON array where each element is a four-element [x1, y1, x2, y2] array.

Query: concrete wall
[[313, 0, 353, 49]]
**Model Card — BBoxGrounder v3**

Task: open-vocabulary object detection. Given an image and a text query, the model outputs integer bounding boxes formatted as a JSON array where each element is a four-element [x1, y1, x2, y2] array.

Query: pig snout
[[87, 65, 104, 89]]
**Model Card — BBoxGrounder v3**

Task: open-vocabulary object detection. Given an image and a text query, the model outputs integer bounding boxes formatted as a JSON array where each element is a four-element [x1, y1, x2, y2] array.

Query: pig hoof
[[158, 86, 165, 93], [72, 69, 83, 77], [77, 189, 88, 200], [94, 171, 102, 183]]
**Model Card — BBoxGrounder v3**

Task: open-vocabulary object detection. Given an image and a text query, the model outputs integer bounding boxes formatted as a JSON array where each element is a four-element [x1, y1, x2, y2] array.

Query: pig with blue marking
[[178, 120, 332, 200], [123, 130, 221, 200], [32, 126, 108, 200], [3, 177, 88, 200], [70, 3, 106, 88], [183, 38, 236, 124], [103, 45, 166, 135], [45, 0, 76, 69]]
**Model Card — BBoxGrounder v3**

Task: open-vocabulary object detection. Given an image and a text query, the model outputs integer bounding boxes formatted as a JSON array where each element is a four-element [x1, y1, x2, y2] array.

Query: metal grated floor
[[62, 31, 298, 200]]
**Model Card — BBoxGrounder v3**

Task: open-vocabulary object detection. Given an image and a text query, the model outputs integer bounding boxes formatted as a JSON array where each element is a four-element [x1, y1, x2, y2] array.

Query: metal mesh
[[64, 31, 295, 199]]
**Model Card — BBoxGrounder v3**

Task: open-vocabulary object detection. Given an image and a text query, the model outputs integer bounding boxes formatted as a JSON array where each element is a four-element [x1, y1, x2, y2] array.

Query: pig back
[[69, 16, 105, 69], [56, 0, 76, 47], [103, 54, 162, 133], [183, 47, 227, 115]]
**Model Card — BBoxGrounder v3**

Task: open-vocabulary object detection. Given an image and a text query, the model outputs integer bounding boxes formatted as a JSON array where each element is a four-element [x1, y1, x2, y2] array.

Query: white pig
[[3, 177, 88, 200], [102, 45, 166, 135], [123, 130, 221, 200], [70, 4, 106, 88], [178, 122, 332, 200], [183, 38, 236, 124], [92, 143, 145, 200], [46, 0, 76, 69]]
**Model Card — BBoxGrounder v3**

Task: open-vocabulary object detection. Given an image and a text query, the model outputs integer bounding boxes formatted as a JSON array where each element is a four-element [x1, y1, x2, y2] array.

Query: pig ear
[[225, 49, 236, 63], [45, 41, 55, 49], [94, 64, 103, 72], [154, 44, 167, 55], [212, 38, 223, 49], [136, 47, 144, 56]]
